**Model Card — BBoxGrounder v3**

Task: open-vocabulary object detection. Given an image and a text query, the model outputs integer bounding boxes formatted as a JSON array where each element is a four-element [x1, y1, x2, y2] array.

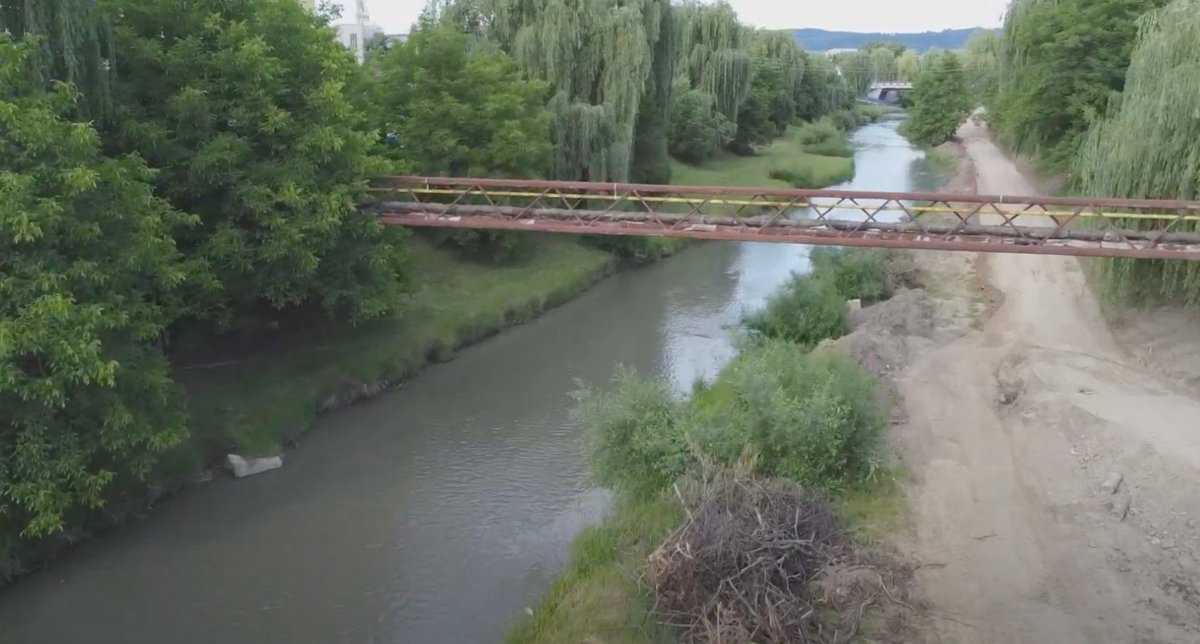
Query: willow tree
[[674, 1, 752, 124], [0, 0, 114, 119], [1077, 0, 1200, 305], [490, 0, 671, 181], [995, 0, 1166, 168], [897, 49, 921, 81]]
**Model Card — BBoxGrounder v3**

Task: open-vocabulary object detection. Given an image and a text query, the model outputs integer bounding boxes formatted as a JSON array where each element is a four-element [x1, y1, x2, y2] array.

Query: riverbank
[[507, 246, 928, 643], [0, 234, 618, 584], [670, 125, 855, 189]]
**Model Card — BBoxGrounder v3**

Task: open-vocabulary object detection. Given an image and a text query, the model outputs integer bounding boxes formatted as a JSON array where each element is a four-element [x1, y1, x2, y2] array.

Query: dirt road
[[897, 119, 1200, 643]]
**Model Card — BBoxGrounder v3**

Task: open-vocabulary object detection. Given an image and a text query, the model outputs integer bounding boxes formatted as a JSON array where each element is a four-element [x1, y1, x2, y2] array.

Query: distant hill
[[792, 28, 989, 53]]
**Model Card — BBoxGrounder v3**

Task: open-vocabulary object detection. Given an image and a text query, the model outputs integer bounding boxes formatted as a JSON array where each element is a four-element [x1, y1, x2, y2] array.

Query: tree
[[669, 86, 735, 163], [489, 0, 673, 182], [0, 0, 115, 120], [993, 0, 1168, 169], [373, 24, 551, 261], [963, 31, 1001, 104], [0, 38, 190, 538], [903, 52, 970, 147], [106, 0, 407, 324], [1076, 0, 1200, 305], [373, 27, 550, 178]]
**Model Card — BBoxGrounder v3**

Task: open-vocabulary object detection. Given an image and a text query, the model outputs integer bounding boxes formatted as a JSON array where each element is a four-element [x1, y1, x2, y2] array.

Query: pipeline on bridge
[[371, 176, 1200, 261]]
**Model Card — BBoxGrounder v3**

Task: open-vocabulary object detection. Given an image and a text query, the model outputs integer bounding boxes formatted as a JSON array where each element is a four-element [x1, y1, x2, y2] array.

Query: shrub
[[670, 87, 737, 164], [803, 138, 853, 158], [809, 247, 891, 303], [795, 118, 841, 146], [690, 343, 885, 490], [576, 368, 690, 495], [829, 109, 860, 132], [744, 274, 848, 346]]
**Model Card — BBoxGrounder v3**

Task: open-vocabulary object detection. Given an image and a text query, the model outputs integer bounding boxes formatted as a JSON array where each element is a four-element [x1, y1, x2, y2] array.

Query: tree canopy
[[992, 0, 1168, 169], [0, 37, 189, 537], [107, 0, 407, 323], [1077, 0, 1200, 305], [902, 52, 970, 147]]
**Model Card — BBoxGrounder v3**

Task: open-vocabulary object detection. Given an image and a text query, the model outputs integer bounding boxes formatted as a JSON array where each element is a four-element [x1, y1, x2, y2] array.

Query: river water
[[0, 118, 938, 644]]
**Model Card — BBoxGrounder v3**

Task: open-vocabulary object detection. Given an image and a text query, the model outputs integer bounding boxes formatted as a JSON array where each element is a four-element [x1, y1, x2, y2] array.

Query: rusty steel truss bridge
[[371, 176, 1200, 261]]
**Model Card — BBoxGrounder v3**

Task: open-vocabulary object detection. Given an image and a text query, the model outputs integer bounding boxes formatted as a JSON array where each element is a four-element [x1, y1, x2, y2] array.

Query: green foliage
[[795, 55, 851, 121], [810, 248, 891, 303], [492, 0, 671, 182], [372, 25, 551, 261], [743, 274, 848, 347], [0, 38, 189, 538], [576, 368, 690, 496], [668, 87, 735, 164], [690, 343, 884, 491], [373, 27, 551, 178], [902, 52, 971, 147], [768, 166, 821, 188], [963, 30, 1001, 105], [795, 118, 852, 157], [107, 0, 407, 324], [629, 2, 676, 185], [0, 0, 115, 120], [993, 0, 1167, 169], [1076, 0, 1200, 306]]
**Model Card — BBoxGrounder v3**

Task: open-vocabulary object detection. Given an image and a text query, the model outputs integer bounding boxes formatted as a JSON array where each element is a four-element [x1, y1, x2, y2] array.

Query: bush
[[689, 343, 884, 490], [795, 118, 842, 146], [854, 104, 887, 123], [768, 167, 819, 188], [446, 230, 536, 263], [670, 87, 737, 164], [803, 138, 853, 158], [809, 247, 891, 303], [576, 368, 690, 496], [744, 274, 848, 346], [829, 109, 860, 132]]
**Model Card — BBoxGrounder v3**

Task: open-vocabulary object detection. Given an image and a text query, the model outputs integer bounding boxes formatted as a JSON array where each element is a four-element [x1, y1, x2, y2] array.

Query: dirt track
[[896, 119, 1200, 643]]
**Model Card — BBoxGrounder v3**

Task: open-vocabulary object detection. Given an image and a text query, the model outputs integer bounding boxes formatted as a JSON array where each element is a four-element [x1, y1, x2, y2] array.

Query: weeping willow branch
[[1077, 0, 1200, 305]]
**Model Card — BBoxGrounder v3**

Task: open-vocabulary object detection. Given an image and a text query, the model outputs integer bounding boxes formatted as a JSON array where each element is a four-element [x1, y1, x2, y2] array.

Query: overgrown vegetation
[[1076, 0, 1200, 306], [991, 0, 1168, 171], [512, 247, 896, 642]]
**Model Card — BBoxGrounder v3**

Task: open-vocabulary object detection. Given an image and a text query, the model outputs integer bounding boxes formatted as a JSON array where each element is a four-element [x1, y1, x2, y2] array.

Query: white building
[[335, 22, 383, 64]]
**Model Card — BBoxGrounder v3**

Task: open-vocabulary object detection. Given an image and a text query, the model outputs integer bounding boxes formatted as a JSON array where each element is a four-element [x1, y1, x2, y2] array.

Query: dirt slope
[[896, 119, 1200, 643]]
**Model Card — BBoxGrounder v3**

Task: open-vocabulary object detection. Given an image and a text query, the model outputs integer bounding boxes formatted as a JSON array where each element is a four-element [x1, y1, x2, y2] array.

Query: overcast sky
[[348, 0, 1010, 35]]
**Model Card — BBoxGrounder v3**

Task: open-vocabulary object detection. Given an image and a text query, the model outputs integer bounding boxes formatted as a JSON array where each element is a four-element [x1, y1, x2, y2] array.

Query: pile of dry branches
[[649, 475, 846, 642]]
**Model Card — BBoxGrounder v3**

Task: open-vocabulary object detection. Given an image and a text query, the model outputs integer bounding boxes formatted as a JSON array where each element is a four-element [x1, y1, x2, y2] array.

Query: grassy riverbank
[[670, 125, 855, 189], [175, 234, 615, 463], [507, 246, 908, 643]]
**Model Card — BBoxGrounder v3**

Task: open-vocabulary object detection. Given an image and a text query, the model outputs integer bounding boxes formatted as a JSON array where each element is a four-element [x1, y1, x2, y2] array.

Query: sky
[[347, 0, 1010, 36]]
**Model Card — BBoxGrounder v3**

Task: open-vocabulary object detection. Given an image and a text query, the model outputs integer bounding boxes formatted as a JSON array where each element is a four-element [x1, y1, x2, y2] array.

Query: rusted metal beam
[[371, 176, 1200, 261]]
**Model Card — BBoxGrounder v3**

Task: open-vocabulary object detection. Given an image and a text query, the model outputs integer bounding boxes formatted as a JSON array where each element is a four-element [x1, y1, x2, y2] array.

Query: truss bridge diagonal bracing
[[371, 176, 1200, 261]]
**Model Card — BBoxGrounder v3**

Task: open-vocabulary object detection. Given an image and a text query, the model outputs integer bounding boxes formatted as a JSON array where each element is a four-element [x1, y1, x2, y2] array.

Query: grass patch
[[506, 494, 682, 644], [670, 125, 854, 189], [837, 466, 908, 543], [175, 234, 614, 461]]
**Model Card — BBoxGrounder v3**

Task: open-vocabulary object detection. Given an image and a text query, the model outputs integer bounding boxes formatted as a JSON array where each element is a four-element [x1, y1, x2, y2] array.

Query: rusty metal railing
[[370, 176, 1200, 260]]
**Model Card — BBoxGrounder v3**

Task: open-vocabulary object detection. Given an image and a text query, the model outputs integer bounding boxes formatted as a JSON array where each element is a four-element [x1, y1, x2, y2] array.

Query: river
[[0, 117, 939, 644]]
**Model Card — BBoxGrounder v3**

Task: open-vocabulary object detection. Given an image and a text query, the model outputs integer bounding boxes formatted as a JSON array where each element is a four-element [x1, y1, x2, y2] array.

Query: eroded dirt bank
[[894, 119, 1200, 643]]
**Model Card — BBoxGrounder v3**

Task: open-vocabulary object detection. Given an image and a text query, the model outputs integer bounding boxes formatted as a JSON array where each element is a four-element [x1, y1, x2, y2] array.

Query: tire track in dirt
[[896, 118, 1200, 643]]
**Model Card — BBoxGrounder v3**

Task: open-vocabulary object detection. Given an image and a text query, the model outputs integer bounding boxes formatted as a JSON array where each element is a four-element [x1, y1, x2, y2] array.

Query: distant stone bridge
[[867, 82, 913, 103]]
